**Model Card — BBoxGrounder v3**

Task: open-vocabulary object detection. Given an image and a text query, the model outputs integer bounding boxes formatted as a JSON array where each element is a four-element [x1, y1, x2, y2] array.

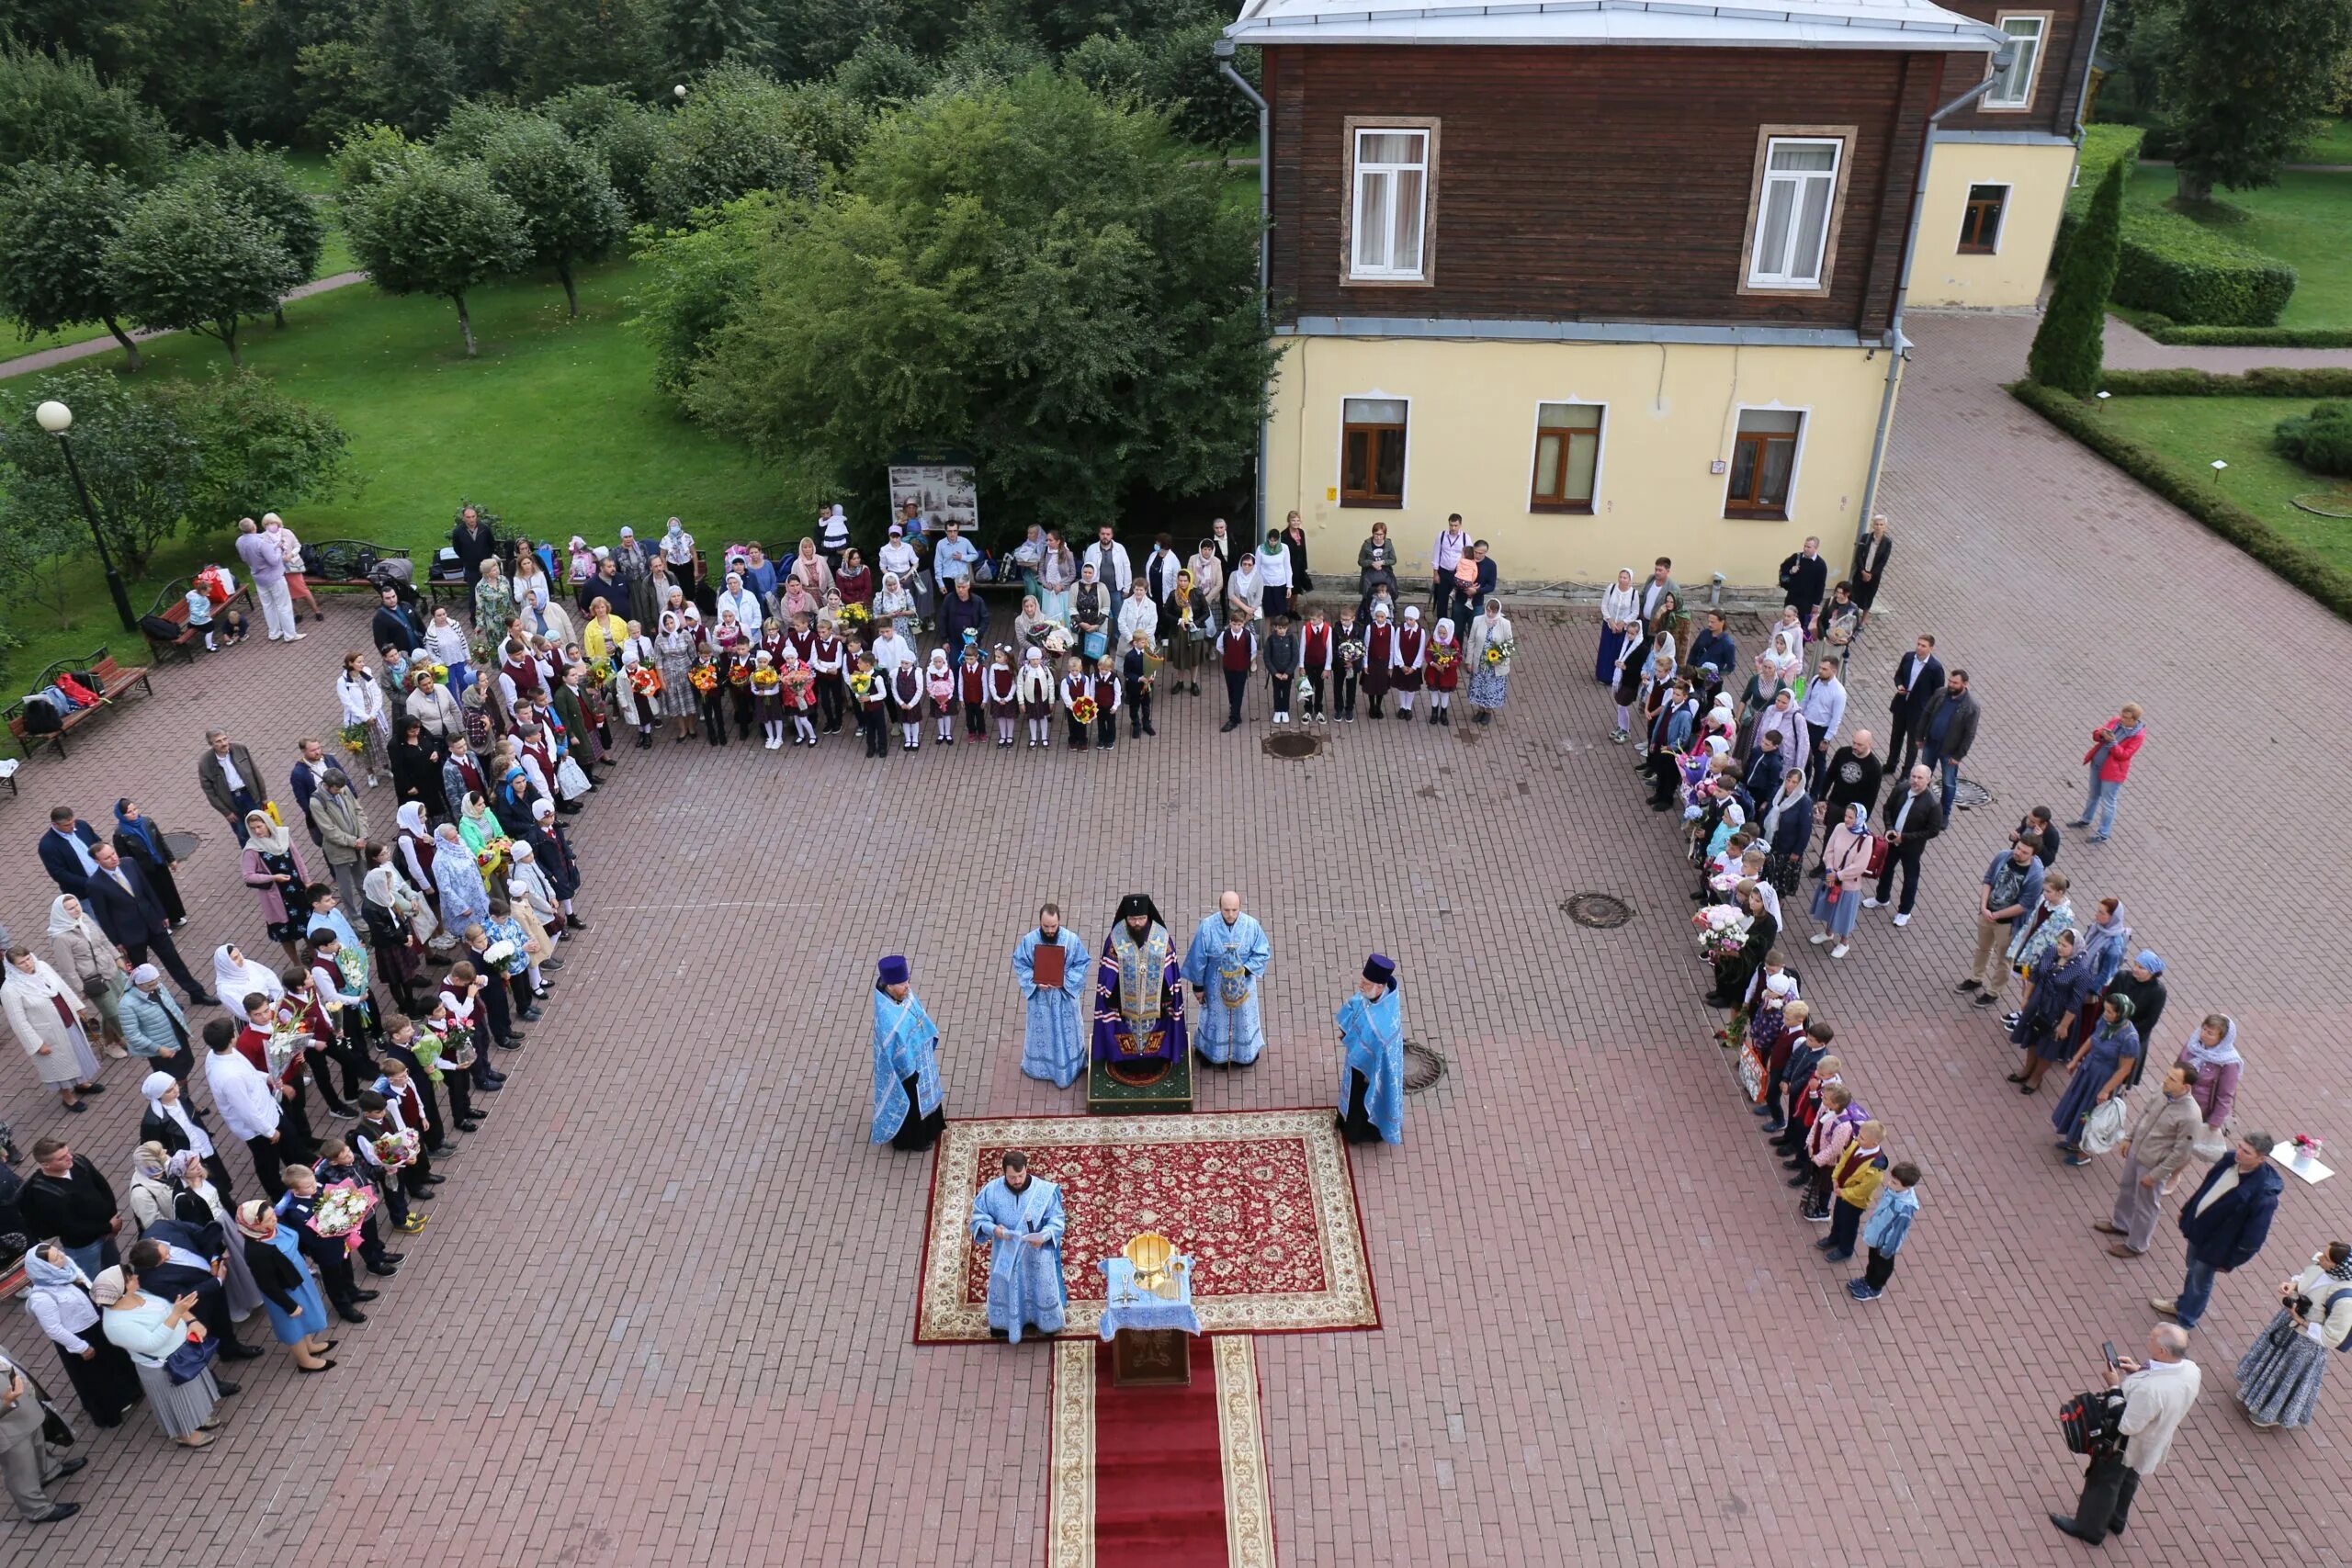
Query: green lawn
[[2126, 164, 2352, 328], [2098, 394, 2352, 576], [3, 257, 787, 682], [2296, 117, 2352, 164]]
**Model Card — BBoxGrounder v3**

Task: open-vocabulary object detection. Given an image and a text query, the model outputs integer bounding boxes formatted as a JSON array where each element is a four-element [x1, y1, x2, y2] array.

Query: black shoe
[[501, 1033, 526, 1046], [351, 1289, 381, 1303], [368, 1261, 400, 1276], [1219, 719, 1238, 733], [338, 1307, 369, 1324], [410, 1187, 437, 1201], [213, 1378, 242, 1397], [51, 1457, 87, 1479], [220, 1343, 266, 1361], [2048, 1514, 2102, 1543], [28, 1505, 80, 1524], [518, 1008, 543, 1022], [378, 1250, 405, 1264], [541, 959, 565, 974], [190, 992, 221, 1007], [566, 919, 589, 932]]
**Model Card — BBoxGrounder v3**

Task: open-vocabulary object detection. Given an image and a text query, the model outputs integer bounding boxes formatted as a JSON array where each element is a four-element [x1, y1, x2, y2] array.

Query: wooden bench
[[142, 576, 254, 664], [6, 646, 155, 759]]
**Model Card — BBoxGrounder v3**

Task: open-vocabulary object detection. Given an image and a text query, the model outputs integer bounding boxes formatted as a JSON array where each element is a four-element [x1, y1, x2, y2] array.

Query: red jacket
[[2083, 717, 2145, 783]]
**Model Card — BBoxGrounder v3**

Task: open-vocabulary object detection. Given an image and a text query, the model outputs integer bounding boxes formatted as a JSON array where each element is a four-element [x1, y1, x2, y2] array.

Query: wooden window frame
[[1340, 116, 1441, 288], [1984, 13, 2052, 113], [1528, 401, 1607, 514], [1958, 182, 2011, 254], [1340, 396, 1409, 509], [1722, 407, 1807, 522], [1736, 126, 1858, 300]]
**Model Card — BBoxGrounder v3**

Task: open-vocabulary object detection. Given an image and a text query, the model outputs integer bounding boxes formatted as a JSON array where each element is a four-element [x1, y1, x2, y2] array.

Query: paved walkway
[[0, 311, 2346, 1565], [0, 274, 366, 382]]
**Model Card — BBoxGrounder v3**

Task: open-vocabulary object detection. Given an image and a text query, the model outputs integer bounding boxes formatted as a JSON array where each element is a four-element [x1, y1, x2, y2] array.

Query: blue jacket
[[1767, 788, 1815, 858], [2177, 1156, 2281, 1271], [1861, 1184, 1918, 1256], [119, 984, 191, 1061], [1689, 629, 1736, 676], [38, 822, 103, 893]]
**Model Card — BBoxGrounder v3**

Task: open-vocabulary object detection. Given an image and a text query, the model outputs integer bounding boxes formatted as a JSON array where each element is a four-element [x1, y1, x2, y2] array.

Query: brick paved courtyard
[[2, 311, 2348, 1566]]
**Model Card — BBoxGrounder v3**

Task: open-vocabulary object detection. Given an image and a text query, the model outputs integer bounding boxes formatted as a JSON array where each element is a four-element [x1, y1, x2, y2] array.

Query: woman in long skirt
[[23, 1243, 143, 1427], [97, 1263, 220, 1447], [166, 1152, 264, 1321], [2051, 996, 2141, 1162], [2239, 1245, 2352, 1427], [1808, 804, 1872, 959], [111, 798, 187, 927], [2008, 930, 2096, 1094], [1465, 600, 1514, 726], [3, 948, 103, 1111], [234, 1203, 335, 1372], [1597, 569, 1638, 682], [46, 895, 129, 1055]]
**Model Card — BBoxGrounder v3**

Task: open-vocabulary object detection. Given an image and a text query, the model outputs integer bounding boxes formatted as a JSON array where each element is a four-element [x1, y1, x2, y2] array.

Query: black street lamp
[[34, 399, 139, 634]]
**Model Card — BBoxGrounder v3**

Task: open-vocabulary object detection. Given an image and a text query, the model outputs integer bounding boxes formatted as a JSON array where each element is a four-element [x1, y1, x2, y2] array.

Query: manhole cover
[[1951, 777, 1994, 812], [1403, 1041, 1445, 1093], [1261, 731, 1321, 761], [1560, 892, 1634, 929]]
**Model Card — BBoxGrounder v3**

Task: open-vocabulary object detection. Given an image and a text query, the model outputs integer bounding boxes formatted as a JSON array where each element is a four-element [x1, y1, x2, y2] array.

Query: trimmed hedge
[[2099, 367, 2352, 396], [2276, 402, 2352, 477], [2154, 324, 2352, 347], [2008, 379, 2352, 621], [2054, 125, 2147, 265], [2053, 122, 2301, 328]]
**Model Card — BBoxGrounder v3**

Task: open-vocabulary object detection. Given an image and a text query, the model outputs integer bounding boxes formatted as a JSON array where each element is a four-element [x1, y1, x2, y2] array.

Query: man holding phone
[[2051, 1323, 2201, 1544]]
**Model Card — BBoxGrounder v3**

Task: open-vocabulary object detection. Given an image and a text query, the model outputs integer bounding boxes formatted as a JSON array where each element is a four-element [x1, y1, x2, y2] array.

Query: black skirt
[[891, 1075, 944, 1151], [1339, 1069, 1382, 1145], [56, 1335, 145, 1427]]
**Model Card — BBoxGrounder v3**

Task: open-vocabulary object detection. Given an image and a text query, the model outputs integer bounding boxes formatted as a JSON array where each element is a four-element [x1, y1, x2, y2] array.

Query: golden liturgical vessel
[[1124, 1233, 1185, 1299]]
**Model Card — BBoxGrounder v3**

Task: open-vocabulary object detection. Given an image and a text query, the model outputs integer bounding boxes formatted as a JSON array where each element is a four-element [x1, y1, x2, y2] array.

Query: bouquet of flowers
[[429, 663, 451, 683], [1430, 646, 1459, 678], [727, 660, 752, 688], [1707, 859, 1749, 897], [849, 670, 878, 702], [1042, 624, 1073, 656], [1071, 695, 1099, 726], [587, 656, 614, 686], [751, 667, 781, 696], [263, 1026, 307, 1078], [836, 603, 872, 634], [782, 666, 814, 704], [1481, 637, 1516, 669], [338, 720, 370, 756], [1692, 903, 1751, 964], [628, 664, 663, 697], [2293, 1134, 2324, 1159], [310, 1181, 377, 1248], [689, 663, 719, 694], [1339, 637, 1365, 669], [373, 1128, 422, 1170]]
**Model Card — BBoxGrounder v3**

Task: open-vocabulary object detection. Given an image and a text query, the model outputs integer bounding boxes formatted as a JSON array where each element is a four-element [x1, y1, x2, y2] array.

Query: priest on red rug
[[969, 1151, 1066, 1343]]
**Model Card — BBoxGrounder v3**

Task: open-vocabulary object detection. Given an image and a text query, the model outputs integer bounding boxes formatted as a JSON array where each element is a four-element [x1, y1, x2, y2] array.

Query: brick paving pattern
[[0, 310, 2346, 1565]]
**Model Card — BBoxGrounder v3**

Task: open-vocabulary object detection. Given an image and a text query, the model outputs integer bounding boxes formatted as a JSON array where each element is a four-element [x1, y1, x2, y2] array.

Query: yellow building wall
[[1265, 334, 1894, 592], [1908, 141, 2076, 309]]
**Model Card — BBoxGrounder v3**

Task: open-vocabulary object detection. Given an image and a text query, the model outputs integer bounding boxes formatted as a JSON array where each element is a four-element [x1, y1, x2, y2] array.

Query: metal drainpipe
[[1215, 38, 1272, 536], [1856, 46, 2016, 541]]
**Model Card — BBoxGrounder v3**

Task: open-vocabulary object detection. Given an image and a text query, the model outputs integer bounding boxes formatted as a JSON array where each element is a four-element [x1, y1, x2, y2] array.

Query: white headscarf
[[1, 953, 69, 1002], [142, 1070, 215, 1158], [396, 800, 429, 838], [211, 944, 283, 1009], [243, 810, 293, 856], [45, 894, 88, 939]]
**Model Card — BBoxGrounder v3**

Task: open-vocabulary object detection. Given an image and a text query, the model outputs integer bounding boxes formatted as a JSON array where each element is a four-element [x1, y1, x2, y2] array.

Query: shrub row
[[2008, 380, 2352, 621], [2129, 317, 2352, 348], [2099, 367, 2352, 397], [2053, 123, 2300, 327]]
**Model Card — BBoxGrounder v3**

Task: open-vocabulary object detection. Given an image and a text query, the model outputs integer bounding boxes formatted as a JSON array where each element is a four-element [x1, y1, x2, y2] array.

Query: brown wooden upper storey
[[1935, 0, 2098, 135]]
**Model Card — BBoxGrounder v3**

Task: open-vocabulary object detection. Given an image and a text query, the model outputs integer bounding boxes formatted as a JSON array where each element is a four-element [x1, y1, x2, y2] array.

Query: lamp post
[[35, 400, 139, 633]]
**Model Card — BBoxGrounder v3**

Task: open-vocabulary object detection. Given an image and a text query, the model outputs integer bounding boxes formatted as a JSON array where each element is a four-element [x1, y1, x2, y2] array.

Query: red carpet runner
[[1092, 1337, 1227, 1565]]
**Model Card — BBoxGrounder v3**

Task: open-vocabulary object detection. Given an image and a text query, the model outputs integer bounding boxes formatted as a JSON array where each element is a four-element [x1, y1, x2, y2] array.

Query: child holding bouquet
[[1059, 657, 1094, 752], [925, 649, 957, 746], [1121, 631, 1161, 739], [689, 652, 726, 746], [780, 651, 818, 747], [851, 654, 888, 758], [1017, 647, 1056, 749]]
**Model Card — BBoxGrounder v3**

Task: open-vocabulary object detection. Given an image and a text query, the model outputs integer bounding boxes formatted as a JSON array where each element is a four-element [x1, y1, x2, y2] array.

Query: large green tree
[[2143, 0, 2352, 203], [0, 161, 147, 368], [0, 39, 174, 181], [541, 84, 666, 216], [2029, 158, 2124, 397], [480, 113, 633, 315], [684, 69, 1272, 539], [643, 60, 821, 225], [503, 0, 659, 102], [340, 156, 530, 354], [106, 179, 303, 367], [181, 141, 332, 324]]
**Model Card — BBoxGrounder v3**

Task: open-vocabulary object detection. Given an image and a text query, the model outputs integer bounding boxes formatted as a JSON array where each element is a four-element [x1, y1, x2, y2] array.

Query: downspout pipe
[[1215, 36, 1271, 535], [1856, 42, 2017, 538]]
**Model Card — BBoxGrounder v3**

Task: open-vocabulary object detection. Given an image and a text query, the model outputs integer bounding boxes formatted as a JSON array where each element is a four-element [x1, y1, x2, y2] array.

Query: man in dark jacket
[[126, 1232, 262, 1364], [1777, 536, 1829, 629], [449, 505, 499, 600], [35, 808, 103, 895], [1866, 763, 1946, 924], [371, 587, 424, 655], [82, 847, 214, 1003], [1886, 636, 1944, 771], [2158, 1135, 2282, 1330], [1915, 669, 1979, 817], [17, 1141, 119, 1276], [938, 575, 989, 653]]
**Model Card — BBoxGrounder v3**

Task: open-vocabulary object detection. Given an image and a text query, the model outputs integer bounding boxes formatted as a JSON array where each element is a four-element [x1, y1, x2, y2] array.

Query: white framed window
[[1985, 14, 2051, 110], [1747, 136, 1845, 290], [1340, 396, 1408, 507], [1529, 402, 1605, 513], [1345, 123, 1434, 283], [1724, 407, 1806, 519]]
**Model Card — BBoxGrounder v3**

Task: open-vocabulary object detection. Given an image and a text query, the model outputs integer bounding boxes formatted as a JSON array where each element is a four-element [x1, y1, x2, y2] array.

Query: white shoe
[[1809, 933, 1828, 944], [1274, 713, 1289, 724], [1861, 897, 1884, 909], [1830, 943, 1849, 958], [1891, 912, 1910, 927], [366, 774, 379, 787], [287, 632, 307, 641]]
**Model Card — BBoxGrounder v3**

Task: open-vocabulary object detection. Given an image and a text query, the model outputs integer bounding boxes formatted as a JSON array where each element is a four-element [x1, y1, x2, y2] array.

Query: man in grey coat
[[0, 1354, 84, 1523], [309, 771, 370, 913], [2097, 1064, 2207, 1257]]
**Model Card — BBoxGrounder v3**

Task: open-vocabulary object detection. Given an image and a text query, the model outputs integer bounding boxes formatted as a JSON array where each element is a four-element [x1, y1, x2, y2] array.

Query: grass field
[[2296, 117, 2352, 164], [2098, 394, 2352, 577], [2, 256, 788, 682], [2126, 164, 2352, 328]]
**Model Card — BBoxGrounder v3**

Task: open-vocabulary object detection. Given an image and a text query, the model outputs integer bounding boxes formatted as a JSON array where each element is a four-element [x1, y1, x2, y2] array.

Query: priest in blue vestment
[[968, 1150, 1066, 1342], [870, 954, 944, 1149], [1091, 895, 1187, 1067], [1012, 906, 1091, 1088], [1337, 953, 1405, 1145], [1183, 891, 1270, 1066]]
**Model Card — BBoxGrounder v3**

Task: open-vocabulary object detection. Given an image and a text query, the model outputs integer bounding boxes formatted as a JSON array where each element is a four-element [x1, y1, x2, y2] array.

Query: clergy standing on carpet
[[1012, 906, 1091, 1089], [870, 955, 944, 1151], [968, 1150, 1066, 1344], [1337, 954, 1406, 1145], [1091, 896, 1189, 1070], [1184, 892, 1270, 1066]]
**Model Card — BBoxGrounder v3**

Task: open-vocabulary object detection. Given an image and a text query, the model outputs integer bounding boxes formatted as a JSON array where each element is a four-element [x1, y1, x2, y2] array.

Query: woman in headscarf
[[1012, 592, 1053, 650], [141, 1071, 232, 1196], [24, 1240, 143, 1427], [431, 824, 492, 935], [3, 945, 101, 1111], [1227, 552, 1264, 624], [46, 894, 128, 1056], [1598, 568, 1640, 683], [511, 547, 555, 637], [875, 572, 917, 641], [505, 840, 565, 951], [789, 537, 834, 602], [210, 942, 283, 1017], [126, 1141, 177, 1235], [2107, 951, 2170, 1088], [233, 1201, 334, 1373], [240, 808, 313, 969], [2177, 1012, 2242, 1132], [1465, 599, 1513, 726], [362, 843, 430, 1010], [96, 1257, 224, 1447], [160, 1149, 259, 1321], [1808, 803, 1872, 960], [2068, 897, 2132, 1046], [654, 610, 699, 742], [333, 650, 390, 789], [457, 791, 509, 875], [1187, 536, 1226, 626], [2236, 1239, 2352, 1428], [2007, 928, 2095, 1094], [2053, 993, 2141, 1163], [111, 797, 187, 928], [834, 547, 874, 611], [1037, 531, 1078, 626]]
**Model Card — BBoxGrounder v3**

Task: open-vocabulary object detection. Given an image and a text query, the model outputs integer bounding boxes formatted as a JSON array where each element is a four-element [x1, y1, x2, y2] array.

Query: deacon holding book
[[1337, 954, 1406, 1145], [1012, 906, 1091, 1089], [1091, 895, 1188, 1071], [968, 1150, 1066, 1343], [869, 955, 944, 1151]]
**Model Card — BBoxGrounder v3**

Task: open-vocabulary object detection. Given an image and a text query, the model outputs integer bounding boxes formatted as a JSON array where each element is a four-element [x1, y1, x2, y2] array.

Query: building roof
[[1225, 0, 2008, 52]]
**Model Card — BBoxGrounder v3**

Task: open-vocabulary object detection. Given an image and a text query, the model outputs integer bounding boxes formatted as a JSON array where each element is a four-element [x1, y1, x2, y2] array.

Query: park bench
[[141, 575, 254, 664], [5, 646, 154, 759]]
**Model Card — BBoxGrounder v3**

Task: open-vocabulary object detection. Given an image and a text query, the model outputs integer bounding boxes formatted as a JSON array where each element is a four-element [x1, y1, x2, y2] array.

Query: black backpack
[[2058, 1389, 2123, 1453]]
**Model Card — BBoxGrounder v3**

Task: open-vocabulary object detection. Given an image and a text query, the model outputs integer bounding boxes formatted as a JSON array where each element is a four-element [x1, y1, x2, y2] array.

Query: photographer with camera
[[2053, 1323, 2200, 1545]]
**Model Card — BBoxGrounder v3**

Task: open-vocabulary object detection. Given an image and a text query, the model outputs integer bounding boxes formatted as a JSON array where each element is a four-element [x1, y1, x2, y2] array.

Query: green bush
[[2275, 401, 2352, 476], [2101, 367, 2352, 397], [2154, 324, 2352, 347], [2054, 125, 2146, 265], [2111, 203, 2298, 325], [2009, 380, 2352, 620]]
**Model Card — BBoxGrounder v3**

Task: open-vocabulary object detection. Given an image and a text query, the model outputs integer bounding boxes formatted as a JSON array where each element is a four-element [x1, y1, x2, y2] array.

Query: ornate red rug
[[914, 1109, 1379, 1343]]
